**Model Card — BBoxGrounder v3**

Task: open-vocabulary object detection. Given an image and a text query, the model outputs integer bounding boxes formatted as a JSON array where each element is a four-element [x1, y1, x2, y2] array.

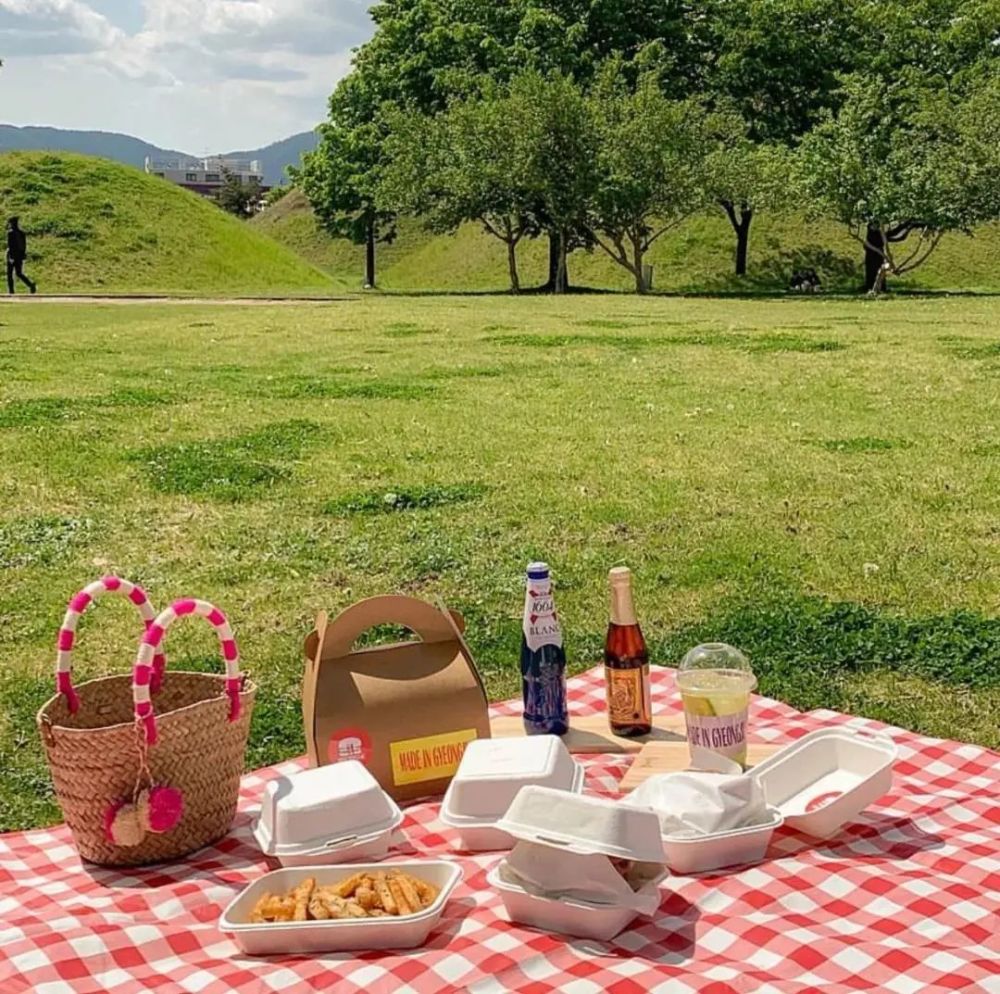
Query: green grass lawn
[[0, 152, 332, 296], [1, 294, 998, 831]]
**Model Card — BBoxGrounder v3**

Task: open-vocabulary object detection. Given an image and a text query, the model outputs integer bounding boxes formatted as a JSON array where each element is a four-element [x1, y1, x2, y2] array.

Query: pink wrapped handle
[[56, 576, 166, 714], [133, 599, 242, 745]]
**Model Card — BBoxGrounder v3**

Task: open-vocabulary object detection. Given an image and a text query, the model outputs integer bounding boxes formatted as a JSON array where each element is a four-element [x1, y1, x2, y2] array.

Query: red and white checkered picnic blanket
[[2, 667, 998, 994]]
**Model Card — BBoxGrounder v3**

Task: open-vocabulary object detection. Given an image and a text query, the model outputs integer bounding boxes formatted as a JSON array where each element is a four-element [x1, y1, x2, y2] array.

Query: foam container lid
[[253, 760, 402, 857], [751, 727, 896, 819], [496, 785, 665, 863], [441, 735, 582, 824]]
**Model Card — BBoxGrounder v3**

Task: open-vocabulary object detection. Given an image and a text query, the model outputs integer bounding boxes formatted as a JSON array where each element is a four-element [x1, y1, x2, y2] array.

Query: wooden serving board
[[489, 713, 686, 754], [618, 740, 784, 791]]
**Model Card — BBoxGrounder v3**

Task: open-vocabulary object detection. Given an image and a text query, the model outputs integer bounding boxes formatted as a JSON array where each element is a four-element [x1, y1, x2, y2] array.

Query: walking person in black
[[6, 217, 37, 295]]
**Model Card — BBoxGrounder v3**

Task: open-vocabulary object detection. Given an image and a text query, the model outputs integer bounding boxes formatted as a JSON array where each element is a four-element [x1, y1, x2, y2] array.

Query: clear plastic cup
[[677, 643, 757, 768]]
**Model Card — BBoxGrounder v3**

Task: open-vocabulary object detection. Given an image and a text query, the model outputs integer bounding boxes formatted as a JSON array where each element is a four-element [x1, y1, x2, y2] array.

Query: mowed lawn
[[0, 294, 997, 830]]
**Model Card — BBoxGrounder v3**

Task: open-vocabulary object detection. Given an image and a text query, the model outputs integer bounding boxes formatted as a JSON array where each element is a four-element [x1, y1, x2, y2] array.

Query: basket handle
[[56, 576, 166, 714], [133, 599, 242, 745]]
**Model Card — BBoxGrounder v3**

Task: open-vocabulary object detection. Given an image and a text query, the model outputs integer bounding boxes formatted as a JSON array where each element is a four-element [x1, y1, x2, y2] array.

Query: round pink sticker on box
[[328, 726, 373, 766]]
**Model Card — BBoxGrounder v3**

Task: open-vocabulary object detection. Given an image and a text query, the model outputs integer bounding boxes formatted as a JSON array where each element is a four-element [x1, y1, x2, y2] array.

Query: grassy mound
[[257, 187, 1000, 294], [0, 152, 332, 295]]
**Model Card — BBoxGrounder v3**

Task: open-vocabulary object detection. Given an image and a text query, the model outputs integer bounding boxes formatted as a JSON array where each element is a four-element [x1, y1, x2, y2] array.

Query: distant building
[[144, 156, 269, 198]]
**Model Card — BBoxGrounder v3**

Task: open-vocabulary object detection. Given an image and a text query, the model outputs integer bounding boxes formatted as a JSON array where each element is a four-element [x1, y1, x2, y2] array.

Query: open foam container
[[752, 727, 896, 838], [252, 760, 403, 866], [220, 861, 462, 956], [491, 786, 668, 940], [440, 735, 584, 851]]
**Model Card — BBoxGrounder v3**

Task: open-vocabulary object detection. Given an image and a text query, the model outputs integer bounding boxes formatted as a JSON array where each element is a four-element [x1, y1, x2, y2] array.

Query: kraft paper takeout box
[[303, 595, 491, 802]]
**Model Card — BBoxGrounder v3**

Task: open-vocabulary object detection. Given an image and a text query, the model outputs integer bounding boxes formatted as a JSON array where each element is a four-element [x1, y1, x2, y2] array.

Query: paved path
[[0, 295, 352, 305]]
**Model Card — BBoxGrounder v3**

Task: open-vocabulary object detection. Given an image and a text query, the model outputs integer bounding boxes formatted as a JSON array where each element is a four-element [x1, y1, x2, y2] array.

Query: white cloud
[[0, 0, 372, 148], [0, 0, 122, 54]]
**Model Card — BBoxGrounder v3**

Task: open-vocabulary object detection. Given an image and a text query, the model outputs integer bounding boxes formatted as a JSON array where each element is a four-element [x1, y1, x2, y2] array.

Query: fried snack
[[408, 875, 438, 908], [373, 872, 398, 915], [308, 893, 331, 920], [250, 894, 296, 923], [344, 899, 369, 918], [392, 872, 422, 914], [291, 877, 315, 922], [387, 876, 414, 916], [247, 870, 438, 924], [332, 872, 368, 898]]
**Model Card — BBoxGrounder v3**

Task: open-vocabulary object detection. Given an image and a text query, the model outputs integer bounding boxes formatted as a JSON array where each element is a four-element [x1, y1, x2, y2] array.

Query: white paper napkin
[[624, 770, 769, 838]]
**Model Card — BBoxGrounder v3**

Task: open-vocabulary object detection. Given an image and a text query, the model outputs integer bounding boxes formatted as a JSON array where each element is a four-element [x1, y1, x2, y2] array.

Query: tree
[[511, 72, 599, 293], [299, 72, 396, 288], [704, 138, 793, 278], [214, 168, 264, 219], [693, 0, 857, 276], [587, 71, 716, 293], [349, 0, 700, 289], [838, 0, 1000, 288], [382, 93, 538, 292], [799, 73, 996, 293]]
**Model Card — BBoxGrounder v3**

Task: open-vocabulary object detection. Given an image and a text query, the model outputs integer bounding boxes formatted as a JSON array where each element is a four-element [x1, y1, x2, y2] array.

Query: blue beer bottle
[[520, 562, 569, 735]]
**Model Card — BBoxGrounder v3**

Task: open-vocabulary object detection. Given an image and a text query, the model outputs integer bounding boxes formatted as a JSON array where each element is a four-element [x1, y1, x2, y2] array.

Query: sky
[[0, 0, 375, 151]]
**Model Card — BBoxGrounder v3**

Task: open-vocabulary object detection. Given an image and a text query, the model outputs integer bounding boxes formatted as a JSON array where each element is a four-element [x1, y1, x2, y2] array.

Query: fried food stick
[[292, 877, 315, 922], [387, 876, 414, 916], [373, 872, 398, 915], [392, 872, 422, 914], [332, 872, 368, 898]]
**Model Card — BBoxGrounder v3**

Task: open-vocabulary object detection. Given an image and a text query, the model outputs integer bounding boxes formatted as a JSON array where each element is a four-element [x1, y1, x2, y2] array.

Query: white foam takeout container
[[491, 786, 668, 940], [488, 864, 662, 943], [220, 861, 462, 956], [252, 761, 403, 866], [624, 774, 784, 875], [752, 727, 897, 838], [440, 735, 584, 851]]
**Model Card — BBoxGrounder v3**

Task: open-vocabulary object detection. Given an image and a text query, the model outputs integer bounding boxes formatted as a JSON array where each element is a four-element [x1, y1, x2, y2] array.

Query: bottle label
[[607, 666, 650, 724], [523, 581, 563, 652], [684, 709, 748, 762]]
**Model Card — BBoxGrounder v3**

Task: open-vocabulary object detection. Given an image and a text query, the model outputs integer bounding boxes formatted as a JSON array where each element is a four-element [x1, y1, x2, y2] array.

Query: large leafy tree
[[843, 0, 1000, 288], [799, 72, 996, 294], [693, 0, 857, 276], [587, 70, 718, 293], [299, 73, 396, 288], [351, 0, 697, 288], [381, 91, 539, 292]]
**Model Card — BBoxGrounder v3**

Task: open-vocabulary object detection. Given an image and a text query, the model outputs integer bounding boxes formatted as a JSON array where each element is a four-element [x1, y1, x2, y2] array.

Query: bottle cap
[[526, 562, 550, 580]]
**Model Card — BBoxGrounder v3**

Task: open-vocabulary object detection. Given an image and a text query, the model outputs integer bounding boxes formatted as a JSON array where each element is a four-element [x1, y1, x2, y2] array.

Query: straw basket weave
[[37, 578, 256, 867]]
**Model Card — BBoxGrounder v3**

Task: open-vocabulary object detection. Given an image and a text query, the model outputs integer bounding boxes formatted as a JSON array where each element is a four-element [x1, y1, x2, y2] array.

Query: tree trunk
[[364, 220, 376, 289], [507, 240, 520, 294], [554, 230, 569, 294], [721, 201, 753, 277], [864, 224, 884, 292], [541, 230, 570, 291], [632, 236, 646, 294]]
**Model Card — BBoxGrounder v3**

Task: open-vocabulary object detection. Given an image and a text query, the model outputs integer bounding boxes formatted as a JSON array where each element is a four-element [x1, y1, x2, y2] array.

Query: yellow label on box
[[389, 728, 478, 786]]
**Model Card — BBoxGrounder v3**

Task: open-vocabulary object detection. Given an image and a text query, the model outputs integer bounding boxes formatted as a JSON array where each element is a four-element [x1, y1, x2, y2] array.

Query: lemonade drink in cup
[[677, 643, 757, 768]]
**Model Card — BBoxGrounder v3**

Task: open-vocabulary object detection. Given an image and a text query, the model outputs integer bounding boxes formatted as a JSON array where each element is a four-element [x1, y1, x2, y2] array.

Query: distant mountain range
[[0, 125, 317, 186]]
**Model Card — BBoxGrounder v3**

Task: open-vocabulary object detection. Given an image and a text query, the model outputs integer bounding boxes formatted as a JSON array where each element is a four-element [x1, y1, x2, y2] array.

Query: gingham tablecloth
[[1, 668, 998, 994]]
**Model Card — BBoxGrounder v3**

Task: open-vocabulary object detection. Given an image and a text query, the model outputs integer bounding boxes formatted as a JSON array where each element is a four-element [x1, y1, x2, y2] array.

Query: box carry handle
[[133, 599, 243, 745], [54, 576, 166, 714], [319, 595, 464, 660]]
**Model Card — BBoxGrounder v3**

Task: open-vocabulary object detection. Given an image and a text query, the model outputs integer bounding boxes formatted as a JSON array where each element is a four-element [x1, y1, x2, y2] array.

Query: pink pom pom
[[103, 800, 125, 843], [144, 785, 184, 834]]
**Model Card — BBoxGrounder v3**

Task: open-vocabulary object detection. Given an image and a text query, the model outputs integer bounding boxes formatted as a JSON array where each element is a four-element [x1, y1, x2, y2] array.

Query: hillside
[[257, 188, 1000, 294], [0, 126, 317, 186], [0, 152, 333, 295]]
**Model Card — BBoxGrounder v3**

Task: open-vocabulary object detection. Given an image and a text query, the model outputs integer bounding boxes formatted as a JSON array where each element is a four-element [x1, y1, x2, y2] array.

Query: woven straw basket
[[37, 577, 256, 867]]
